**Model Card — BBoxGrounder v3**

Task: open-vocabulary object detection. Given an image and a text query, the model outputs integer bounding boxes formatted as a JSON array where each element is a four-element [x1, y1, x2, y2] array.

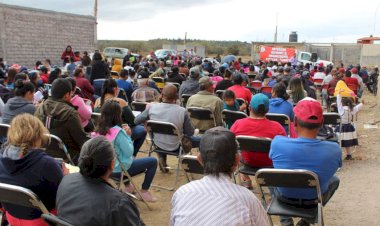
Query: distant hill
[[97, 39, 251, 56]]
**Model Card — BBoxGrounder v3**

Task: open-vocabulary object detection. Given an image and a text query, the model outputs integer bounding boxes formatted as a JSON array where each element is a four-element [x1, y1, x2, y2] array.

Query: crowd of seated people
[[0, 49, 372, 225]]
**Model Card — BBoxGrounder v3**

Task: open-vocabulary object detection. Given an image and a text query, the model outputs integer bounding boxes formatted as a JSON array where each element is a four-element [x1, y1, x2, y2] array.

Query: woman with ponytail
[[56, 137, 145, 226], [2, 79, 36, 124], [0, 114, 66, 226], [94, 79, 147, 156]]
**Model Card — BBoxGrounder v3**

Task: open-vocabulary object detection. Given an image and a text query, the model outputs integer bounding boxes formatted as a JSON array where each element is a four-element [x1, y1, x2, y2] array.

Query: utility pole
[[184, 32, 187, 49], [94, 0, 98, 47], [274, 13, 279, 42]]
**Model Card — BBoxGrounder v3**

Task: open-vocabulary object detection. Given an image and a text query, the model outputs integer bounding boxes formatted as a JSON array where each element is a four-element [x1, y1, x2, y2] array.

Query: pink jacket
[[71, 95, 92, 127]]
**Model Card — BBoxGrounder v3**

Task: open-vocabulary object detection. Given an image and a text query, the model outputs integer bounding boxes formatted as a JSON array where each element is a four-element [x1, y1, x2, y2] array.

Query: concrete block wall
[[0, 3, 96, 68]]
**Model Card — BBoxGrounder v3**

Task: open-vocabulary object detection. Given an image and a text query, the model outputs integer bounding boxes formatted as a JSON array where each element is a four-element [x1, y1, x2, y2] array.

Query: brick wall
[[0, 3, 96, 68]]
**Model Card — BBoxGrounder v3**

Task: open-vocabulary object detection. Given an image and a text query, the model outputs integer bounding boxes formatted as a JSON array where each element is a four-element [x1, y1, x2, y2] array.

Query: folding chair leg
[[125, 173, 152, 211], [152, 157, 180, 191]]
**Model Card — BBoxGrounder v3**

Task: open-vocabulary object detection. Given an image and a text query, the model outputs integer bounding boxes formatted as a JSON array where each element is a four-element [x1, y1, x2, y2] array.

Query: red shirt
[[75, 77, 95, 101], [344, 77, 359, 93], [231, 118, 286, 167], [40, 73, 49, 84], [227, 85, 252, 104]]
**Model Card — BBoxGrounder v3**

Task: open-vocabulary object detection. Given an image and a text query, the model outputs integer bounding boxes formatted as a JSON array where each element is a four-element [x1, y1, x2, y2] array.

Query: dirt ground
[[132, 91, 380, 226]]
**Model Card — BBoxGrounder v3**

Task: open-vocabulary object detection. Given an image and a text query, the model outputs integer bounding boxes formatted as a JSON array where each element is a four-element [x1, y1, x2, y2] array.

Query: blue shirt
[[269, 136, 342, 199], [269, 98, 294, 121]]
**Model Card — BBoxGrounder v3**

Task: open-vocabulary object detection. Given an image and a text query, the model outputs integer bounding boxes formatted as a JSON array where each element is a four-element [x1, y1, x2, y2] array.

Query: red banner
[[259, 46, 296, 63]]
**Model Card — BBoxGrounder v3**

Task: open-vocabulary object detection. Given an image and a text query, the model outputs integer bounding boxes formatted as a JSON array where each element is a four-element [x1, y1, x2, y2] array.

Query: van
[[103, 47, 129, 59]]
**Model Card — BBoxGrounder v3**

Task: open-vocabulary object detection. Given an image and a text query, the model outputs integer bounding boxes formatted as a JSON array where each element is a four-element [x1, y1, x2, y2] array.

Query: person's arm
[[85, 79, 95, 95], [134, 108, 150, 125], [336, 94, 344, 115], [115, 129, 134, 161], [42, 158, 64, 210], [75, 97, 92, 121], [352, 102, 363, 115], [61, 52, 66, 60], [183, 113, 195, 136], [121, 106, 135, 126], [68, 113, 89, 148]]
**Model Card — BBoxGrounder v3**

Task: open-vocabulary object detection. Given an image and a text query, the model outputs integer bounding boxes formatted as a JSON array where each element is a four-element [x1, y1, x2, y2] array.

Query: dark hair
[[295, 117, 321, 130], [223, 90, 235, 100], [14, 73, 28, 82], [272, 82, 289, 100], [119, 69, 129, 78], [96, 101, 123, 135], [92, 52, 102, 62], [100, 79, 117, 106], [341, 97, 354, 110], [7, 68, 17, 85], [345, 70, 352, 77], [65, 45, 72, 52], [171, 66, 179, 74], [224, 69, 232, 78], [200, 127, 237, 177], [35, 61, 42, 68], [14, 80, 35, 97], [51, 78, 72, 99], [78, 136, 115, 178], [289, 77, 305, 104], [48, 68, 61, 84], [252, 104, 267, 117], [232, 73, 243, 85], [66, 77, 76, 92]]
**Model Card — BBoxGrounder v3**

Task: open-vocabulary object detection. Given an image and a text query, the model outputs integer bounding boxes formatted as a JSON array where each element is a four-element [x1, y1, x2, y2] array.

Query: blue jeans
[[272, 175, 340, 225], [131, 125, 147, 156], [112, 157, 157, 190]]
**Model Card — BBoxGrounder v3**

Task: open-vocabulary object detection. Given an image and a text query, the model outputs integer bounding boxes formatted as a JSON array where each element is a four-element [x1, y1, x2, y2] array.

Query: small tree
[[228, 45, 239, 55]]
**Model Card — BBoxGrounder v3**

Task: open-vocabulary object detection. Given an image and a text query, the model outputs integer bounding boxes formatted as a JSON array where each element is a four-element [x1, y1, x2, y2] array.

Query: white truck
[[296, 51, 333, 67]]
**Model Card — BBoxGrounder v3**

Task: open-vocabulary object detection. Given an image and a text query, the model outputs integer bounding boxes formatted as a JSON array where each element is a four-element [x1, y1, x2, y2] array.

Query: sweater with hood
[[2, 96, 35, 124], [35, 97, 89, 159], [269, 97, 294, 121], [0, 146, 63, 219]]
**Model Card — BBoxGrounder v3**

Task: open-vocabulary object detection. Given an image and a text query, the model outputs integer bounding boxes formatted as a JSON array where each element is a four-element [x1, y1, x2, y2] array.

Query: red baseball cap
[[351, 68, 358, 74], [294, 97, 323, 124], [338, 68, 345, 74]]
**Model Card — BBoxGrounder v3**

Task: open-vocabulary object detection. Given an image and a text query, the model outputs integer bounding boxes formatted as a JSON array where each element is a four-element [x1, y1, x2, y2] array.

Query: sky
[[2, 0, 380, 43]]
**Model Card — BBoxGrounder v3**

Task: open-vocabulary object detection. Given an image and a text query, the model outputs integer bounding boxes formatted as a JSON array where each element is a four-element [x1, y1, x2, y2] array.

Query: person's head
[[7, 68, 17, 84], [341, 97, 354, 110], [92, 52, 102, 62], [7, 114, 49, 156], [65, 77, 77, 94], [249, 93, 269, 117], [35, 61, 42, 68], [288, 77, 305, 104], [47, 68, 61, 84], [83, 51, 88, 56], [223, 90, 236, 107], [78, 136, 116, 179], [224, 69, 232, 79], [271, 82, 289, 100], [199, 76, 213, 92], [100, 79, 118, 106], [39, 66, 48, 74], [14, 79, 35, 101], [293, 98, 323, 135], [232, 73, 243, 85], [96, 100, 123, 135], [73, 68, 84, 78], [189, 68, 200, 79], [345, 70, 352, 78], [351, 68, 358, 74], [338, 68, 345, 76], [51, 78, 72, 102], [161, 84, 178, 103], [198, 127, 238, 177], [171, 66, 179, 74], [318, 66, 325, 72], [119, 69, 129, 79], [65, 45, 72, 52], [137, 71, 149, 87], [44, 59, 51, 66], [14, 73, 29, 82]]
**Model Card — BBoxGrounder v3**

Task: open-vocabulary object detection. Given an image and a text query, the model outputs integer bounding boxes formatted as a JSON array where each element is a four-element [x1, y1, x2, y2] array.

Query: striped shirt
[[171, 175, 269, 226]]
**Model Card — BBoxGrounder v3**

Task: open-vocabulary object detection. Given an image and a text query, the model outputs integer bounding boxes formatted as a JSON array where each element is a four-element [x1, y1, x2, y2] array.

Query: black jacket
[[0, 149, 63, 219], [57, 173, 145, 226], [90, 61, 110, 84]]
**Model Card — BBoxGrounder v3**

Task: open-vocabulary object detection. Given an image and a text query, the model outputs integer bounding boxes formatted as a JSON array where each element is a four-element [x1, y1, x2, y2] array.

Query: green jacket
[[35, 97, 89, 160]]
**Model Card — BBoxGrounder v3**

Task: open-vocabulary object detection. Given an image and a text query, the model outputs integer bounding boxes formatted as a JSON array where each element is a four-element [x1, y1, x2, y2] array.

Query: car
[[103, 47, 129, 60], [152, 49, 177, 60]]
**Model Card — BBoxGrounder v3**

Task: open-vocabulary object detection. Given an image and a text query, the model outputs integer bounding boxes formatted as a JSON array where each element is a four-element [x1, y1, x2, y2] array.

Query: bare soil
[[132, 91, 380, 226]]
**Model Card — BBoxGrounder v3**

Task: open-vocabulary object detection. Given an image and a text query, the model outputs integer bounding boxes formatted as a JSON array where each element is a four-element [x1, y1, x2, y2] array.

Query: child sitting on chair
[[223, 90, 247, 112]]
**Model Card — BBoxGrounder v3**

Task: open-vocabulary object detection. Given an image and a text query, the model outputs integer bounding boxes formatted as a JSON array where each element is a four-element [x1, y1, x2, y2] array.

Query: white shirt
[[171, 175, 269, 226], [322, 74, 333, 85], [313, 72, 326, 80]]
